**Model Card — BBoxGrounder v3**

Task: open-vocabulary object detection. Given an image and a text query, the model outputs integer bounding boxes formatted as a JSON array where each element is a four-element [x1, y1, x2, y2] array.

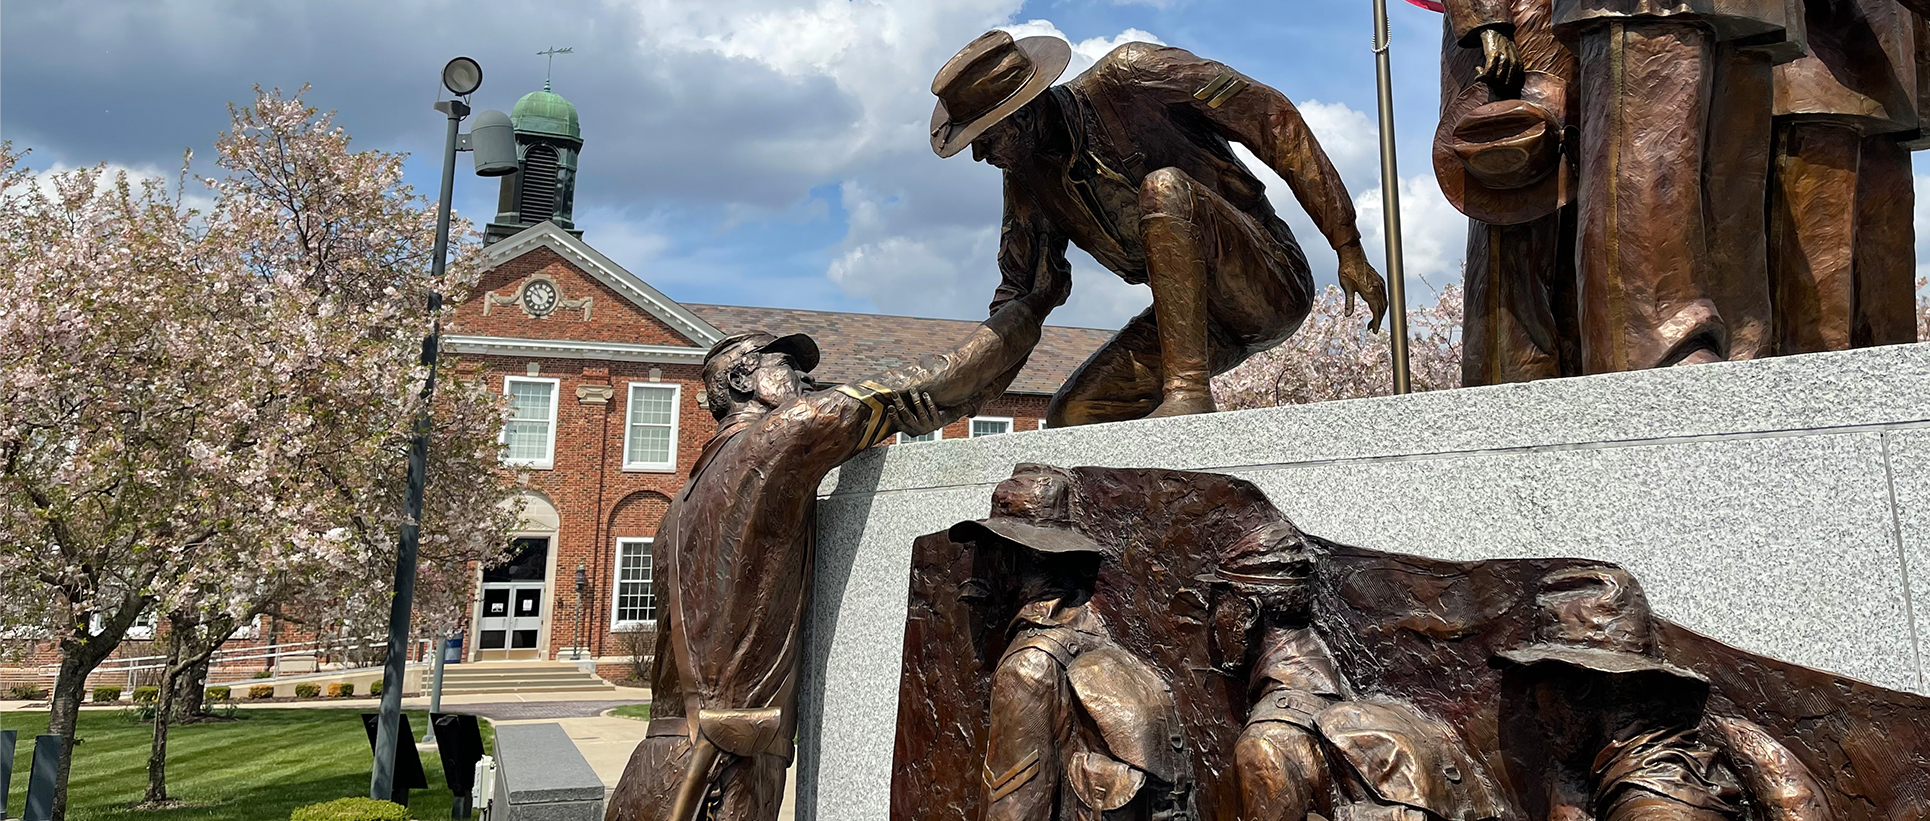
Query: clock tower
[[484, 81, 584, 246]]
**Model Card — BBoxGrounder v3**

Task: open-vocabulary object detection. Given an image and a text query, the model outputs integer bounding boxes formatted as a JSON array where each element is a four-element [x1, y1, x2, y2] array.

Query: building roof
[[687, 304, 1116, 396]]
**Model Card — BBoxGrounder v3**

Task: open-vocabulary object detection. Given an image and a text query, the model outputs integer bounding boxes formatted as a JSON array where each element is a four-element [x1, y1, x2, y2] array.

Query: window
[[970, 416, 1013, 437], [897, 427, 943, 444], [502, 377, 559, 468], [613, 538, 656, 627], [622, 383, 681, 471]]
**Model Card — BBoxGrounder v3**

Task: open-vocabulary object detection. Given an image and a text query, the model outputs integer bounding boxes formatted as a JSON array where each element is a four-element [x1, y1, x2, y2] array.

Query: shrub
[[131, 686, 160, 704], [206, 685, 231, 701], [294, 683, 321, 699], [366, 679, 382, 697], [327, 682, 355, 698], [248, 684, 275, 700], [289, 797, 411, 821], [253, 670, 273, 679], [92, 686, 123, 703], [8, 683, 45, 700]]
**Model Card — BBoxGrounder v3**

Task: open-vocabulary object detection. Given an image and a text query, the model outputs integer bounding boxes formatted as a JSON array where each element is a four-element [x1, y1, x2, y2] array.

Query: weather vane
[[538, 46, 574, 89]]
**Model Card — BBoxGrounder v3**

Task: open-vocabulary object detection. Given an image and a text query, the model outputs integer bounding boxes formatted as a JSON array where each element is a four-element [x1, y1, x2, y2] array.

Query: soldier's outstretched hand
[[888, 390, 945, 438], [1337, 241, 1388, 333]]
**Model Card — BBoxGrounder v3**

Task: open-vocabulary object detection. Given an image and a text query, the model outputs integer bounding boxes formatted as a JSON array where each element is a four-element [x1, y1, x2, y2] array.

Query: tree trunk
[[170, 655, 209, 722], [45, 652, 92, 821], [143, 628, 183, 804]]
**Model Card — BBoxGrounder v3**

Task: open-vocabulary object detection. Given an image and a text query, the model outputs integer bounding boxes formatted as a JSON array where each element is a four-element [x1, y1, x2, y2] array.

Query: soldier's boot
[[1140, 168, 1216, 418]]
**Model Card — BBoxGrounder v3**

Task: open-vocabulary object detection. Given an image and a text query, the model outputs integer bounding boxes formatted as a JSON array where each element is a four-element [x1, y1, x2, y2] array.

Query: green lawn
[[1, 708, 491, 821], [606, 703, 651, 721]]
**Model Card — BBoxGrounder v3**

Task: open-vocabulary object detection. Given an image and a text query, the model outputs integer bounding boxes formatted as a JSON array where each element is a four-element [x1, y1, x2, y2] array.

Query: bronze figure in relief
[[930, 31, 1387, 425], [894, 465, 1930, 821], [950, 466, 1195, 820], [603, 253, 1068, 821]]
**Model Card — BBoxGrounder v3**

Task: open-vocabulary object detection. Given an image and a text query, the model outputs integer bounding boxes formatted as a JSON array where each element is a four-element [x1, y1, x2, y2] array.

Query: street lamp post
[[371, 56, 516, 802]]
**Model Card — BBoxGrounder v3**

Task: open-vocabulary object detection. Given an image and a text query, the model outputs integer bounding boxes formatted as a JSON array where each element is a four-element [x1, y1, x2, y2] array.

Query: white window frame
[[896, 426, 944, 445], [611, 537, 657, 630], [501, 376, 561, 469], [969, 416, 1014, 437], [621, 382, 682, 472]]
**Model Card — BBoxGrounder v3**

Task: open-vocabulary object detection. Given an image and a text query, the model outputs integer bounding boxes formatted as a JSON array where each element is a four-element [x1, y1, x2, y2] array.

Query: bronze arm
[[1168, 52, 1363, 250]]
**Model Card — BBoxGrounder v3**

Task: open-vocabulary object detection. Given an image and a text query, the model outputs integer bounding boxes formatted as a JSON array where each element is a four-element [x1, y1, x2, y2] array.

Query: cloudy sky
[[5, 0, 1925, 331]]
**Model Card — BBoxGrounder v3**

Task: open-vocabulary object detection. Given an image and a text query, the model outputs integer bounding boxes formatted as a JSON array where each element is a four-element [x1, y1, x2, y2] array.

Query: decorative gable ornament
[[484, 272, 592, 320]]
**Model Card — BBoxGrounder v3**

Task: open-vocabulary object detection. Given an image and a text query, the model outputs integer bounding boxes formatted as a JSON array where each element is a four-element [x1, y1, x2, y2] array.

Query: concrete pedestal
[[795, 342, 1930, 820]]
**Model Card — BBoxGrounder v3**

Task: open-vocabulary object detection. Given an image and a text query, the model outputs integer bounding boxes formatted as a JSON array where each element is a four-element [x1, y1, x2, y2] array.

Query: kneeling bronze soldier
[[951, 466, 1196, 821]]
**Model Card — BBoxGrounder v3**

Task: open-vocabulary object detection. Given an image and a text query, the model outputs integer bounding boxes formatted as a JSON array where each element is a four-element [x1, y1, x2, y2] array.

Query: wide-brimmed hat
[[929, 30, 1072, 159], [1203, 521, 1312, 585], [1434, 71, 1573, 226], [950, 464, 1104, 556], [1495, 566, 1705, 683], [701, 331, 820, 379]]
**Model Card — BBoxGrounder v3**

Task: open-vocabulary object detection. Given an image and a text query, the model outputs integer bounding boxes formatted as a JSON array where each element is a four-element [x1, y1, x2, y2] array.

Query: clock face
[[523, 279, 559, 316]]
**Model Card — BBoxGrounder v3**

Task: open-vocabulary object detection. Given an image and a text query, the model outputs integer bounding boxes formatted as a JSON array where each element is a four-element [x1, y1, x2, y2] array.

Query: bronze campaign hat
[[702, 331, 821, 378], [1495, 566, 1706, 684], [929, 30, 1072, 159], [1433, 71, 1573, 226], [950, 464, 1104, 557]]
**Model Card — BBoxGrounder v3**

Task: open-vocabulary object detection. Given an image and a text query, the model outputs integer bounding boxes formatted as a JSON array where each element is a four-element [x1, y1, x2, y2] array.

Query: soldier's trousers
[[1460, 208, 1579, 385], [1769, 120, 1920, 352], [1574, 21, 1776, 371]]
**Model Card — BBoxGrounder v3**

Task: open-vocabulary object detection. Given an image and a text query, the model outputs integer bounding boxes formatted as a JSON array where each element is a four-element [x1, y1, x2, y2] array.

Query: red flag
[[1403, 0, 1446, 10]]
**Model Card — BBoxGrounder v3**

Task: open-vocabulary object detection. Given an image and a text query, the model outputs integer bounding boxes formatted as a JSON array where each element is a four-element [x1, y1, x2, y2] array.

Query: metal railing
[[35, 636, 433, 689]]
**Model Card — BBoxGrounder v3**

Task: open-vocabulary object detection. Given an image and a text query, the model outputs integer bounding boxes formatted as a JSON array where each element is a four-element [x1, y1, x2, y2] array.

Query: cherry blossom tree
[[1213, 283, 1465, 408], [0, 87, 518, 817]]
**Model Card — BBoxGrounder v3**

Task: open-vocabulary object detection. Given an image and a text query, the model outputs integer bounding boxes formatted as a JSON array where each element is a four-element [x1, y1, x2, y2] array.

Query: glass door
[[476, 537, 550, 660]]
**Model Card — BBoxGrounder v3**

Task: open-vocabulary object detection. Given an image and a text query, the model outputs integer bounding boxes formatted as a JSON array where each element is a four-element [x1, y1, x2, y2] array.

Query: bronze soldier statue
[[1496, 567, 1828, 821], [950, 466, 1196, 821], [945, 467, 1188, 819], [604, 254, 1069, 821], [1434, 0, 1583, 385], [1769, 0, 1926, 352], [1549, 0, 1798, 371], [1207, 524, 1504, 821], [930, 31, 1388, 425]]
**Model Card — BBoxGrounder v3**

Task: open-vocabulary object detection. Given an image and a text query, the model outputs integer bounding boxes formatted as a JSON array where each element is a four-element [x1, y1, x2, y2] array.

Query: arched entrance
[[475, 491, 560, 660]]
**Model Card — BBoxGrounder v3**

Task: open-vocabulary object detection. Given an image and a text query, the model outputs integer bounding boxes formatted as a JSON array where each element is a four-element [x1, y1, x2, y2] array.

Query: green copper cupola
[[485, 80, 585, 245]]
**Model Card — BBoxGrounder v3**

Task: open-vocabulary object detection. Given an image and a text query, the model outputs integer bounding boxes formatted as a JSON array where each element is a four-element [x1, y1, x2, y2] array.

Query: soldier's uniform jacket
[[988, 43, 1360, 316], [1245, 627, 1347, 732], [984, 599, 1194, 820], [1591, 726, 1744, 819], [1314, 701, 1507, 821], [1774, 0, 1926, 137]]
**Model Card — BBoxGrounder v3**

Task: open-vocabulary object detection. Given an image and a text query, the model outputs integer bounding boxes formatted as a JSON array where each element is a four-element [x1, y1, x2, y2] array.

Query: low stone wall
[[794, 342, 1930, 820]]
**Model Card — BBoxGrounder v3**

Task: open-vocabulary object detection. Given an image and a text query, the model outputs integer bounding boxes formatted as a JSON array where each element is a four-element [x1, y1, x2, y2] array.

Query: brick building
[[0, 81, 1108, 692], [447, 220, 1110, 678]]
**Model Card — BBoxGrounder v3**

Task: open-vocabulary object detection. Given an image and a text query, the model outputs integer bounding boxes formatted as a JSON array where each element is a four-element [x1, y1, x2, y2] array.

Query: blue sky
[[4, 0, 1925, 331]]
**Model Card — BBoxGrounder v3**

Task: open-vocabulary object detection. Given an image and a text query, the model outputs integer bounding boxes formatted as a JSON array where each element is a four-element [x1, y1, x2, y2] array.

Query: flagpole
[[1372, 0, 1414, 394]]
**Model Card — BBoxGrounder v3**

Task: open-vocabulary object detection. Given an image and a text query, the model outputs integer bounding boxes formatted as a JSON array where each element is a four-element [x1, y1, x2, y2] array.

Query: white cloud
[[998, 21, 1168, 76], [1354, 174, 1468, 297]]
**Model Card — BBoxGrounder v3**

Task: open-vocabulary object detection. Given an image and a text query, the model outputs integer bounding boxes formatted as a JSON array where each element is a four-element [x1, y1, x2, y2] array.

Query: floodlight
[[442, 57, 483, 96]]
